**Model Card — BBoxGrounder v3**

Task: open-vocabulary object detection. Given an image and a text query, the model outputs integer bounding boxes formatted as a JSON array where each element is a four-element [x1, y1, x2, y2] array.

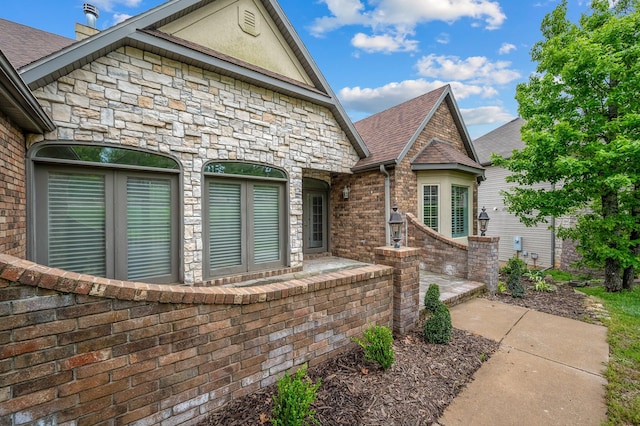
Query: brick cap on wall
[[374, 246, 421, 258], [468, 236, 500, 243], [406, 213, 468, 250], [0, 254, 392, 305]]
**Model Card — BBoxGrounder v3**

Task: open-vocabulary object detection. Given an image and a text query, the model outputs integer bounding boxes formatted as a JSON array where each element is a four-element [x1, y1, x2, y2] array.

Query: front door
[[303, 179, 328, 254]]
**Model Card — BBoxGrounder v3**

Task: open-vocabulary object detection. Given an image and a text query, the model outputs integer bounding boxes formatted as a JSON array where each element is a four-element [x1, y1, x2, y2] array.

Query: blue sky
[[2, 0, 589, 138]]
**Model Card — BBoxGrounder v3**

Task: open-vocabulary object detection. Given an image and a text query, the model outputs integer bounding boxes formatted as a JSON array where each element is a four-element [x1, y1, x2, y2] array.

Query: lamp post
[[478, 206, 490, 236], [388, 205, 404, 248]]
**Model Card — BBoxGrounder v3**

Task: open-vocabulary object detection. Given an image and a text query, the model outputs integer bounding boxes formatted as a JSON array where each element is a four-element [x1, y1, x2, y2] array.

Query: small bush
[[271, 364, 321, 426], [506, 257, 525, 298], [423, 302, 452, 344], [353, 324, 395, 370], [424, 283, 441, 313], [525, 272, 557, 292], [497, 280, 507, 293], [500, 256, 527, 276]]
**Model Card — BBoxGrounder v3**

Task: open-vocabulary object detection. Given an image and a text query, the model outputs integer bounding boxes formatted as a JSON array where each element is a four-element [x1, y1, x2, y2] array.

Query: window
[[422, 185, 439, 231], [451, 185, 469, 238], [204, 162, 287, 277], [32, 144, 179, 283]]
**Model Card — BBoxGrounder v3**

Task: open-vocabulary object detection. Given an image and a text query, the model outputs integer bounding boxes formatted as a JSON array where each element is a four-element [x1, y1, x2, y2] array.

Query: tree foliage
[[493, 0, 640, 291]]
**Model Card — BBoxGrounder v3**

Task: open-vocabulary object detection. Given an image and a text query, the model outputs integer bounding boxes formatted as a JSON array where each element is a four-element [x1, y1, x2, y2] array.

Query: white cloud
[[112, 13, 133, 25], [90, 0, 142, 13], [460, 106, 515, 126], [351, 32, 419, 53], [416, 54, 521, 85], [339, 79, 498, 115], [498, 42, 517, 55], [436, 33, 450, 44], [311, 0, 506, 37]]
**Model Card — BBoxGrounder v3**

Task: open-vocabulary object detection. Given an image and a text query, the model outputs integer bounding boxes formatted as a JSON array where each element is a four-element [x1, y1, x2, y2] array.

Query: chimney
[[75, 3, 100, 40]]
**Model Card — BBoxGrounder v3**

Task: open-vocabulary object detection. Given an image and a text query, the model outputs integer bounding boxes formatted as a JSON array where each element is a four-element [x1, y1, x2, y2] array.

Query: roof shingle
[[0, 19, 75, 69]]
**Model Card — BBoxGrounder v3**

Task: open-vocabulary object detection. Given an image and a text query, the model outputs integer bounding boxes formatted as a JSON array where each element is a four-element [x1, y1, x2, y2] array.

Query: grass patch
[[578, 286, 640, 425], [545, 269, 574, 282]]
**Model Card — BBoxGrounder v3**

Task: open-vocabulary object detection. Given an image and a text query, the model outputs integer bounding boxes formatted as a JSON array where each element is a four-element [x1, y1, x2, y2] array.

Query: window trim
[[28, 143, 183, 284], [203, 161, 289, 279], [421, 183, 440, 232]]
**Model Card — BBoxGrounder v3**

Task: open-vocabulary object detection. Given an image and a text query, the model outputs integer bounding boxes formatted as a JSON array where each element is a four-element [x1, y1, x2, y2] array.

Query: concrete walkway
[[439, 298, 609, 426]]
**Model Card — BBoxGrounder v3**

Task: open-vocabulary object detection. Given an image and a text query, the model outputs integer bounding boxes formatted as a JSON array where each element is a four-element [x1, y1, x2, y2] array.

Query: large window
[[31, 144, 179, 283], [204, 162, 287, 278], [422, 184, 439, 231], [451, 185, 469, 238]]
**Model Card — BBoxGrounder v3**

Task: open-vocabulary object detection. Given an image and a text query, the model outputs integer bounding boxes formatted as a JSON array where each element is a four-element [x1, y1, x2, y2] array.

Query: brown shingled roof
[[0, 19, 75, 69], [412, 139, 484, 171], [353, 86, 448, 170]]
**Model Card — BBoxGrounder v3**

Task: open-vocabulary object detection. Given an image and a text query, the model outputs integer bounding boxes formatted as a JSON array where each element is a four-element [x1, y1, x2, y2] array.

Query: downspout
[[380, 165, 391, 246]]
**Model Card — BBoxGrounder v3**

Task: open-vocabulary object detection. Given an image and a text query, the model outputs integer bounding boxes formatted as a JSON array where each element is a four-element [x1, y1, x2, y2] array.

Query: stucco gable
[[159, 0, 313, 87]]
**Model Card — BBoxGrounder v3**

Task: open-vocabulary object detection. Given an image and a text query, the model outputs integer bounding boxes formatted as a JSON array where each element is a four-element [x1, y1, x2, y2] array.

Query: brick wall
[[0, 111, 27, 258], [0, 254, 393, 425], [467, 236, 500, 293], [331, 170, 387, 263], [406, 213, 469, 278]]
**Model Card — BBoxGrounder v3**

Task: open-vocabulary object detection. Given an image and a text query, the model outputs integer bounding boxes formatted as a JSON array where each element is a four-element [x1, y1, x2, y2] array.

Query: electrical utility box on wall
[[513, 236, 522, 251]]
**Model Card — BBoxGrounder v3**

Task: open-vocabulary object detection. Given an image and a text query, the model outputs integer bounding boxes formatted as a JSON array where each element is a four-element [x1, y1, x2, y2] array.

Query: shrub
[[525, 272, 557, 292], [506, 257, 525, 298], [423, 302, 452, 344], [424, 283, 441, 313], [271, 364, 321, 426], [500, 256, 527, 276], [497, 280, 507, 293], [353, 324, 395, 370]]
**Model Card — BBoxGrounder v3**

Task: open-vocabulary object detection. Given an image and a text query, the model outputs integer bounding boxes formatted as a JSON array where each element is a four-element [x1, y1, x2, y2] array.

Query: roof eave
[[411, 162, 485, 178], [0, 52, 55, 133], [351, 159, 397, 173]]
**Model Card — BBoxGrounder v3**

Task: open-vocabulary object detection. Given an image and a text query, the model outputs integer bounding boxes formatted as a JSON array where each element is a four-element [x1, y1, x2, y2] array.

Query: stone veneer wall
[[0, 111, 27, 258], [30, 46, 361, 284], [406, 213, 469, 278], [0, 254, 393, 426]]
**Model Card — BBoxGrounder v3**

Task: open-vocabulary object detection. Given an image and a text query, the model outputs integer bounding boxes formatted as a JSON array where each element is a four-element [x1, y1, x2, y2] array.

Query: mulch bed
[[199, 278, 602, 425]]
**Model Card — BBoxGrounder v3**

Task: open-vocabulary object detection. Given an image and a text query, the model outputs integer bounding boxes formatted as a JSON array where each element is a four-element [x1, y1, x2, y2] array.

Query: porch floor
[[227, 256, 485, 307]]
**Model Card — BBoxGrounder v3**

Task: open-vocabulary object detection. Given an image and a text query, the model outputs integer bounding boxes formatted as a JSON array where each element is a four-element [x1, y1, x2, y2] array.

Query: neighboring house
[[474, 117, 566, 269], [332, 85, 486, 264], [1, 0, 369, 285]]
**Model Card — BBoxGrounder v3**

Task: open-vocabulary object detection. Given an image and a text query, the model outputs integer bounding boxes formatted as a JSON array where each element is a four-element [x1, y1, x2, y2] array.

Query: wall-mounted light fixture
[[388, 205, 404, 248], [343, 185, 350, 200], [478, 206, 490, 236]]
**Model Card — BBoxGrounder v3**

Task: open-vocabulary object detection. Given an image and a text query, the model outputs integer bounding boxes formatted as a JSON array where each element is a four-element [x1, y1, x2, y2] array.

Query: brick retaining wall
[[0, 254, 393, 425]]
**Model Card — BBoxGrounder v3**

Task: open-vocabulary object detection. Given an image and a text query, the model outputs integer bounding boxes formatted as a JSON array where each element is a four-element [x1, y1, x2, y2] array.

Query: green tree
[[494, 0, 640, 292]]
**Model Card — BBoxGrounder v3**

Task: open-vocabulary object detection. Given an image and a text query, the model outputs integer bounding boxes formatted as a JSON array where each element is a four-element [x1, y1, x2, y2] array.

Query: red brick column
[[375, 246, 421, 335], [467, 236, 500, 294]]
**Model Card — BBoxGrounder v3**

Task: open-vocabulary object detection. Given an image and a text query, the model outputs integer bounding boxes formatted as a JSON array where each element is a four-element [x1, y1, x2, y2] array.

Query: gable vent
[[238, 4, 261, 37]]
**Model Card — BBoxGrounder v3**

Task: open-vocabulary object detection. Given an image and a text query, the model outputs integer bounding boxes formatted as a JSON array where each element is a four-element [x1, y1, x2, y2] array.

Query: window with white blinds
[[204, 163, 286, 278], [451, 185, 469, 238], [47, 172, 107, 277], [422, 184, 439, 231], [208, 182, 243, 272], [126, 177, 173, 280], [253, 185, 280, 264], [34, 164, 178, 284]]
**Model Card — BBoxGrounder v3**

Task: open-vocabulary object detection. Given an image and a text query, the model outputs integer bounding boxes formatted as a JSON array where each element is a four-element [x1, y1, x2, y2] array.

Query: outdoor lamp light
[[478, 206, 490, 236], [388, 205, 404, 248], [343, 185, 350, 200]]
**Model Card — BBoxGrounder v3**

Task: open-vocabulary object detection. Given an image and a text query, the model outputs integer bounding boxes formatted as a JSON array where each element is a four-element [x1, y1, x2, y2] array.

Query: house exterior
[[1, 0, 373, 286], [331, 86, 486, 265], [473, 117, 570, 269]]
